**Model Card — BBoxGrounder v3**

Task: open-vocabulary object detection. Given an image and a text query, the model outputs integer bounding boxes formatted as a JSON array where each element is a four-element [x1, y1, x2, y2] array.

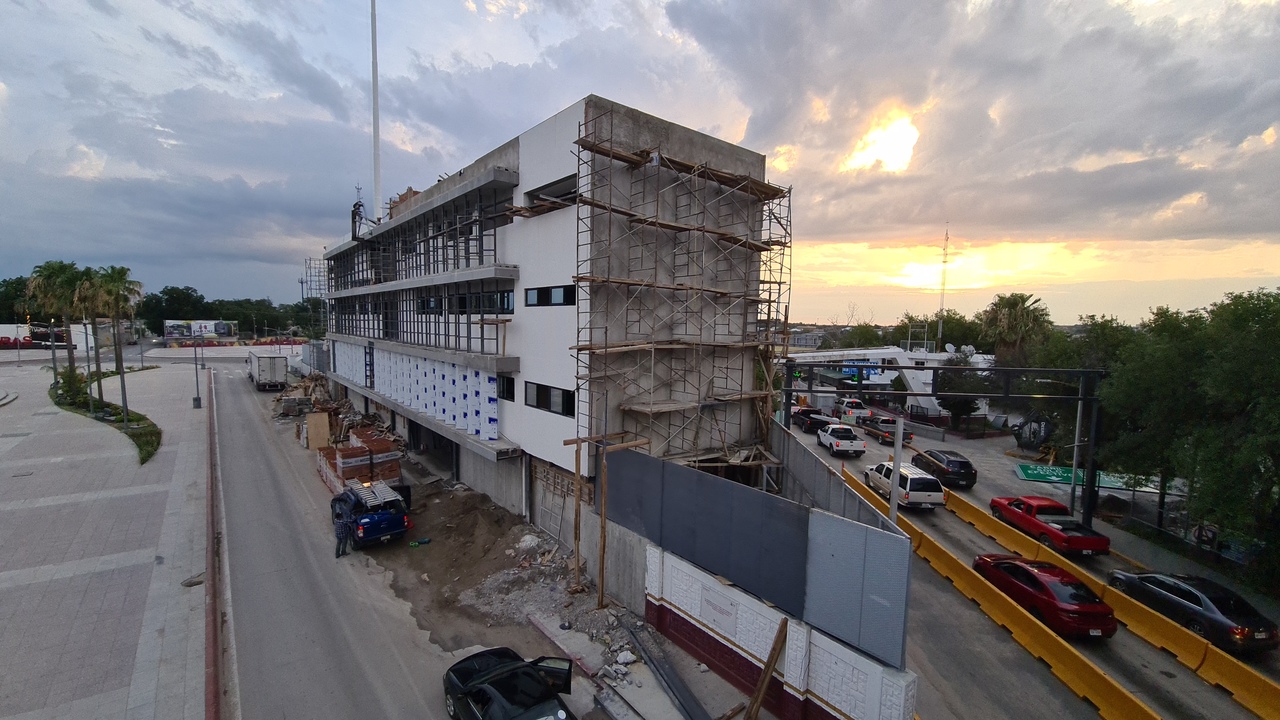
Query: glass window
[[550, 286, 566, 304], [526, 288, 539, 306], [497, 375, 515, 402], [1047, 580, 1103, 605]]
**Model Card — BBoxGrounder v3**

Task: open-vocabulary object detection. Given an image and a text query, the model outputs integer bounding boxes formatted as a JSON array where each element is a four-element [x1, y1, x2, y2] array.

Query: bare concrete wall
[[461, 452, 524, 516], [533, 482, 648, 614]]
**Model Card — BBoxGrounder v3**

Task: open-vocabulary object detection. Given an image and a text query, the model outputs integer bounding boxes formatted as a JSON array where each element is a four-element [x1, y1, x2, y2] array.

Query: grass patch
[[47, 382, 163, 465]]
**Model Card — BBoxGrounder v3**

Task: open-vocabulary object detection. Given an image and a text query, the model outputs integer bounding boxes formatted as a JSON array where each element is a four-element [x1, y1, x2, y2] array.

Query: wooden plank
[[745, 617, 788, 720]]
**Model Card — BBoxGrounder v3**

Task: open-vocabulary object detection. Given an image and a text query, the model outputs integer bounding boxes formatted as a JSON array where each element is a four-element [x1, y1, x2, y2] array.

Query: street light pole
[[82, 322, 94, 416], [192, 340, 202, 409]]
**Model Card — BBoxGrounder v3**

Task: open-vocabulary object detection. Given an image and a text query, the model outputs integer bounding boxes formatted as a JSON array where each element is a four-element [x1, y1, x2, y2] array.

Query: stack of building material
[[315, 439, 403, 494]]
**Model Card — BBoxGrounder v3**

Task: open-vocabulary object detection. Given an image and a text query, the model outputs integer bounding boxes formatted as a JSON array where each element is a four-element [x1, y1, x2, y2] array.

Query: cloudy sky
[[2, 0, 1277, 325]]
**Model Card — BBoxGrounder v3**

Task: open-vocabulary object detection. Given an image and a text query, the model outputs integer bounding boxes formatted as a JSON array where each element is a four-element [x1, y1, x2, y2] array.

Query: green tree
[[0, 276, 30, 324], [979, 292, 1053, 366], [936, 350, 983, 428], [73, 269, 108, 404], [1187, 290, 1280, 583], [1100, 308, 1208, 529], [98, 266, 144, 423], [136, 286, 207, 336], [27, 261, 88, 385]]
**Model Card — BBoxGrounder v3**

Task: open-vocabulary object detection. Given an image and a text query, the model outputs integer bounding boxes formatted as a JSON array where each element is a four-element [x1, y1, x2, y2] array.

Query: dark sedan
[[1108, 570, 1279, 654], [911, 449, 977, 489], [443, 647, 576, 720], [974, 554, 1117, 639]]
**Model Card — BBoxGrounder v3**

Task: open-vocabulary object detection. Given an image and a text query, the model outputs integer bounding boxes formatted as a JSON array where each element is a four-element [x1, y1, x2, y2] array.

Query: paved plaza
[[0, 362, 208, 720]]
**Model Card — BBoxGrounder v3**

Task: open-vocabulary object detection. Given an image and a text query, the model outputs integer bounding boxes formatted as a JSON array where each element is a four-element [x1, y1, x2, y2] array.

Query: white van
[[862, 462, 946, 510]]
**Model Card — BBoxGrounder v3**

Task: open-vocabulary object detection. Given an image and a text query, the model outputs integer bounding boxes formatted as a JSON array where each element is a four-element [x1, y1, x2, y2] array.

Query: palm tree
[[979, 292, 1053, 366], [27, 260, 84, 386], [74, 269, 109, 404], [98, 266, 143, 424]]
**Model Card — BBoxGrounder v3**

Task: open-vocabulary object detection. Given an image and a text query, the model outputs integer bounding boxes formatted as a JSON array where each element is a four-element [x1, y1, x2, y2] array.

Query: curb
[[527, 613, 603, 677], [0, 392, 17, 408], [1109, 548, 1150, 572], [205, 369, 222, 720]]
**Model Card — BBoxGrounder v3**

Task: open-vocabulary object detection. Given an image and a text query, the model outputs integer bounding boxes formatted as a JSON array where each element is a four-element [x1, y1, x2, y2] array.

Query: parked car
[[989, 495, 1110, 556], [911, 449, 977, 489], [443, 647, 575, 720], [1107, 571, 1279, 654], [331, 480, 409, 549], [974, 554, 1118, 639], [817, 424, 867, 457], [862, 462, 945, 510], [791, 407, 839, 433]]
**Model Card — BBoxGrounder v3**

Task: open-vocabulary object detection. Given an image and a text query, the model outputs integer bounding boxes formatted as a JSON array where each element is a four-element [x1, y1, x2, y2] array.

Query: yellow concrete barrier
[[945, 491, 1044, 561], [947, 490, 1280, 715], [912, 535, 1159, 720], [840, 467, 924, 547], [1100, 587, 1208, 670], [1197, 645, 1280, 720]]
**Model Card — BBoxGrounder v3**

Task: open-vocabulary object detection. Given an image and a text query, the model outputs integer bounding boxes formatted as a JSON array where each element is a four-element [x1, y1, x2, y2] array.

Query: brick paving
[[0, 364, 207, 720]]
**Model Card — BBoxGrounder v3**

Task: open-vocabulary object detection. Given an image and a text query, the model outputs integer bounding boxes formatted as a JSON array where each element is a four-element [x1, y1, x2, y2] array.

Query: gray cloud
[[217, 19, 351, 122]]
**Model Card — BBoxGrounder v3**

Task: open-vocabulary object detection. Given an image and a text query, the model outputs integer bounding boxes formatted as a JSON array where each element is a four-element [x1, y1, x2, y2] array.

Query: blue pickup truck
[[331, 480, 409, 549]]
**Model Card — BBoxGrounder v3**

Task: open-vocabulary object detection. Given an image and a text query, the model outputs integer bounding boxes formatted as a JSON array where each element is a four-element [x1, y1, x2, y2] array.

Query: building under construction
[[322, 95, 791, 515]]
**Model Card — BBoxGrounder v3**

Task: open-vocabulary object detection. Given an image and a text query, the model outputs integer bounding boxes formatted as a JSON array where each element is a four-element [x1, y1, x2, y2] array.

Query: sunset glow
[[839, 109, 920, 173]]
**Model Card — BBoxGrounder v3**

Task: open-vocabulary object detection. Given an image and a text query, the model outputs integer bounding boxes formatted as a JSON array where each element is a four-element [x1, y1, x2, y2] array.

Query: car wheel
[[863, 472, 871, 486], [1039, 535, 1053, 549], [827, 443, 836, 456], [1186, 620, 1206, 637], [854, 451, 864, 458], [1109, 577, 1127, 591], [445, 693, 458, 719], [991, 508, 1002, 520]]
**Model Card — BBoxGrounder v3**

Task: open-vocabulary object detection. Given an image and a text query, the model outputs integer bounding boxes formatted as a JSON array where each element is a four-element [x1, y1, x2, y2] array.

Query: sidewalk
[[0, 364, 208, 720]]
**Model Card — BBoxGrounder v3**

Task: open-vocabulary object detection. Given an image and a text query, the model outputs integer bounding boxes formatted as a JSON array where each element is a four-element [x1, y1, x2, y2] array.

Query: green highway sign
[[1015, 464, 1151, 491]]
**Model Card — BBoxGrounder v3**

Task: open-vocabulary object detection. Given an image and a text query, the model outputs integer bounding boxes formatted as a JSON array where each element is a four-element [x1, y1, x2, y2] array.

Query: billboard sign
[[165, 320, 238, 339], [840, 360, 882, 377]]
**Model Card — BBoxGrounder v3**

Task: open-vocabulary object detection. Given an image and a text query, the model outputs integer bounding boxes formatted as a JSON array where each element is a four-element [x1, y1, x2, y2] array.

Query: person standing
[[334, 513, 351, 558]]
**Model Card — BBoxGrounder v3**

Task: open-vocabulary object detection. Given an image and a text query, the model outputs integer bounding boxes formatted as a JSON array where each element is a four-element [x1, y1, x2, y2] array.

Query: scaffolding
[[574, 106, 791, 479], [303, 256, 329, 331]]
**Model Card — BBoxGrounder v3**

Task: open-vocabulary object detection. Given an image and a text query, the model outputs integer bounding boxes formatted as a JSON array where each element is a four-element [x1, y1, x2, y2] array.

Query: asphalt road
[[212, 358, 451, 720], [793, 422, 1261, 720]]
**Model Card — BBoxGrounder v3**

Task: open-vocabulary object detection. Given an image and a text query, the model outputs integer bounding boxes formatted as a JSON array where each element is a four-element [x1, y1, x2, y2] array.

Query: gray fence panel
[[805, 510, 868, 650], [605, 450, 664, 540], [858, 526, 911, 668]]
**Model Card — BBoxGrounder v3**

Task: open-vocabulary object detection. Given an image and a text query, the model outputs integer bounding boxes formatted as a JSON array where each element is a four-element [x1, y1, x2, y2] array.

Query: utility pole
[[370, 0, 382, 222]]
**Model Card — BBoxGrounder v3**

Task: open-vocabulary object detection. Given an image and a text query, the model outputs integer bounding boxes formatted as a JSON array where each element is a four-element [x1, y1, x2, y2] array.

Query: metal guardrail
[[838, 467, 1161, 720], [944, 490, 1280, 720]]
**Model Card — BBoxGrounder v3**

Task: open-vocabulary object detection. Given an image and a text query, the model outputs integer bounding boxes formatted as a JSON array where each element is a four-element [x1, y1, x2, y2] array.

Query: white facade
[[324, 95, 788, 489]]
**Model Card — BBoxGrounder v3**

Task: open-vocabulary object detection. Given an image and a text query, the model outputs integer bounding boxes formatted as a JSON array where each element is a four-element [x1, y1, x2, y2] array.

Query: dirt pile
[[379, 482, 636, 654]]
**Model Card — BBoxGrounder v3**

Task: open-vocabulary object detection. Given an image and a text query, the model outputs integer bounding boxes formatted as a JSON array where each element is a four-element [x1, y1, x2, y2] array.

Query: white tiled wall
[[330, 340, 499, 440]]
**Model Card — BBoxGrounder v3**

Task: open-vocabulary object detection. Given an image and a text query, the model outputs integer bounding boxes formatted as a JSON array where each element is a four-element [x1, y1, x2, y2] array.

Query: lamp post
[[192, 339, 202, 409], [199, 335, 207, 369]]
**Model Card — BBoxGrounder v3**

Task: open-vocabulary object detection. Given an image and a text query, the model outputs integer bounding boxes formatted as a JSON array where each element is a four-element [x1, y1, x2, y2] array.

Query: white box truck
[[247, 351, 288, 391]]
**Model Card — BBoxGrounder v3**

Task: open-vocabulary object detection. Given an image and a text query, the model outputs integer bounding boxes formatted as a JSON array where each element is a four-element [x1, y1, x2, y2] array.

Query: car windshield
[[490, 667, 558, 709], [826, 427, 855, 439], [1047, 580, 1103, 605]]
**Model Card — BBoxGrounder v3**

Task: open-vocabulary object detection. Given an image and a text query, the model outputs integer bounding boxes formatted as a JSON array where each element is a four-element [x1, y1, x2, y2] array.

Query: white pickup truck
[[833, 397, 874, 423], [817, 424, 867, 457]]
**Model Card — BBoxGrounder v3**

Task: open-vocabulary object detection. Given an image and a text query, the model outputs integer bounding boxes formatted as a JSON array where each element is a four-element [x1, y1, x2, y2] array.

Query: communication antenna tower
[[938, 224, 949, 345]]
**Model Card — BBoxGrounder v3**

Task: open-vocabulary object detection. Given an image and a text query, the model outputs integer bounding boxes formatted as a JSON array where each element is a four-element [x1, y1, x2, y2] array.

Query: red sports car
[[973, 554, 1118, 639]]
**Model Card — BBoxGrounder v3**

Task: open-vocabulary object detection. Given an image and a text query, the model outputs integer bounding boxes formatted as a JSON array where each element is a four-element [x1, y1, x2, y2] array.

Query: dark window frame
[[497, 374, 515, 402], [524, 381, 574, 416], [524, 285, 576, 307]]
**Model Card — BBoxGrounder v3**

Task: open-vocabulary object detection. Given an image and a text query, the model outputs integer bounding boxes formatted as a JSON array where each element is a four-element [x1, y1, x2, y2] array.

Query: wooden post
[[573, 440, 582, 588], [745, 617, 788, 720]]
